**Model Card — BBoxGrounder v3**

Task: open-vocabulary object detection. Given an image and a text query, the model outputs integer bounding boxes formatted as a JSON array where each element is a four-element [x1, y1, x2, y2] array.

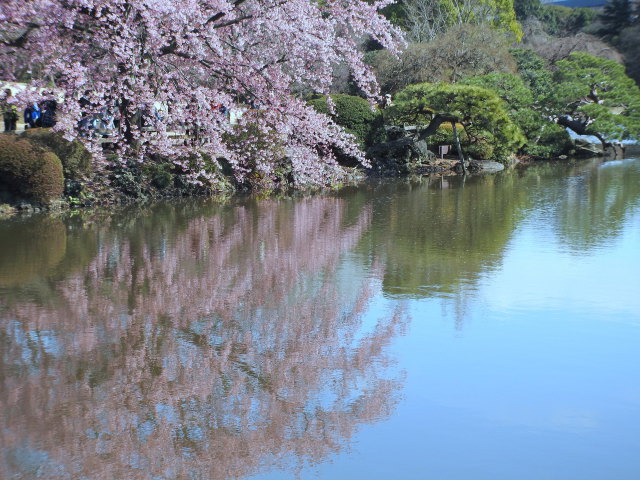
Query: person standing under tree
[[2, 89, 19, 132]]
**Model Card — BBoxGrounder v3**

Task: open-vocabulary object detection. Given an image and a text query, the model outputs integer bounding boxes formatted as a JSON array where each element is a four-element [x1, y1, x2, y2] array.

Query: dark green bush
[[178, 152, 234, 191], [0, 133, 64, 204], [523, 123, 573, 158], [152, 165, 172, 189], [464, 140, 495, 160], [22, 128, 93, 179], [108, 162, 144, 198], [309, 94, 383, 147]]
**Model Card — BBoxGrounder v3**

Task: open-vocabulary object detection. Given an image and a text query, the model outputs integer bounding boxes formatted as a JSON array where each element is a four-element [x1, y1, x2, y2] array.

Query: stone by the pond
[[477, 160, 504, 173], [64, 179, 84, 197], [368, 137, 436, 173], [574, 138, 604, 157], [604, 143, 625, 159], [458, 160, 504, 174]]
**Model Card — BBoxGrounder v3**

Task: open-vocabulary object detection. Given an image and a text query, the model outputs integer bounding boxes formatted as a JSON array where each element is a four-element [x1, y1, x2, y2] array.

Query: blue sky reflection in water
[[1, 158, 639, 480], [251, 158, 640, 480]]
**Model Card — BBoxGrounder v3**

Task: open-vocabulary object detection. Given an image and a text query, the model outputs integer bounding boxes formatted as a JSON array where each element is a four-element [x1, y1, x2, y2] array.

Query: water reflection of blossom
[[0, 197, 406, 479]]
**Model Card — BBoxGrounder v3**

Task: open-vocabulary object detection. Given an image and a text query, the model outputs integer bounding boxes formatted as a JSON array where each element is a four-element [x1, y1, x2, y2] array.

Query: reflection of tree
[[369, 174, 527, 300], [510, 158, 640, 253], [0, 198, 405, 479], [0, 218, 67, 286], [367, 159, 640, 309], [5, 158, 635, 477], [552, 159, 640, 252]]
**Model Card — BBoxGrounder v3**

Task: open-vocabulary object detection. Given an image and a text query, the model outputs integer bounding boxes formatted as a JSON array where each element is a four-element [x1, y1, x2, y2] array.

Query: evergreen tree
[[600, 0, 633, 35], [550, 52, 640, 147], [388, 83, 525, 161], [514, 0, 543, 21]]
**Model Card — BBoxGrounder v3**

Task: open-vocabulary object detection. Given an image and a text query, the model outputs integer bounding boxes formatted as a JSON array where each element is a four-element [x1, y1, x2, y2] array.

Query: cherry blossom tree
[[0, 0, 403, 186]]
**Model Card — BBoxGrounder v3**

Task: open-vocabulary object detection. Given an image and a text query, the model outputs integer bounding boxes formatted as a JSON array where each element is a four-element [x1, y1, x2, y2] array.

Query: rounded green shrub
[[309, 94, 383, 147], [464, 140, 495, 160], [22, 128, 93, 179], [0, 133, 64, 204]]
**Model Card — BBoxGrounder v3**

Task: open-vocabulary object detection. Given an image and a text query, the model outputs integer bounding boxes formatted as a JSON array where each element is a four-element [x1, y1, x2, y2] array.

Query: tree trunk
[[452, 121, 467, 175], [416, 113, 458, 142], [557, 116, 611, 150]]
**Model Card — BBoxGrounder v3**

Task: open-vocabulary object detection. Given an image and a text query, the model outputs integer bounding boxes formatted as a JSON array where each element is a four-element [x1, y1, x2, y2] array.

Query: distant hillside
[[546, 0, 605, 7]]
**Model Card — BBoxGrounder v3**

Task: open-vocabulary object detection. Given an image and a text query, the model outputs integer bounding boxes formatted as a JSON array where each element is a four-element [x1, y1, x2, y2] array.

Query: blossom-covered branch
[[0, 0, 404, 186]]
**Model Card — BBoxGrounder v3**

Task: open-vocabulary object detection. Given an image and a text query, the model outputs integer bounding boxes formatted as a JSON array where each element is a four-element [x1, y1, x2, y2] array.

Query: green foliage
[[398, 0, 522, 41], [429, 123, 456, 145], [510, 49, 575, 157], [146, 163, 173, 189], [143, 153, 232, 194], [109, 163, 145, 198], [510, 48, 553, 102], [461, 72, 572, 157], [308, 94, 383, 147], [381, 1, 407, 26], [565, 7, 599, 33], [0, 204, 16, 218], [518, 113, 573, 158], [538, 5, 598, 35], [514, 0, 543, 20], [464, 139, 496, 159], [388, 82, 525, 161], [547, 5, 581, 33], [515, 0, 597, 34], [0, 134, 64, 204], [368, 24, 517, 93], [551, 52, 640, 142], [21, 128, 93, 180], [461, 73, 534, 110], [617, 25, 640, 85], [485, 0, 523, 40]]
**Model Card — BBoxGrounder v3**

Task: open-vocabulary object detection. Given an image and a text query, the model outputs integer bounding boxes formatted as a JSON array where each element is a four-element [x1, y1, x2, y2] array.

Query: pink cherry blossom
[[0, 0, 403, 185]]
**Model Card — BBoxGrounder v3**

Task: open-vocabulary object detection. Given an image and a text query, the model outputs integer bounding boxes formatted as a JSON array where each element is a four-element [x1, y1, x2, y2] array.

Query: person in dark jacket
[[39, 99, 57, 128]]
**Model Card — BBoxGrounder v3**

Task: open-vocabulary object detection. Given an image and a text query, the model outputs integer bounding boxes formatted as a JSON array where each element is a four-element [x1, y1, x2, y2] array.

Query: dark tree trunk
[[451, 121, 467, 175], [557, 116, 611, 150], [416, 113, 459, 142]]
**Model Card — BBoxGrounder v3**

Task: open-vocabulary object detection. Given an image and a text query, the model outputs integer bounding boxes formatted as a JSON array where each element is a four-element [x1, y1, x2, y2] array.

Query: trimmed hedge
[[22, 128, 92, 179], [0, 134, 64, 204]]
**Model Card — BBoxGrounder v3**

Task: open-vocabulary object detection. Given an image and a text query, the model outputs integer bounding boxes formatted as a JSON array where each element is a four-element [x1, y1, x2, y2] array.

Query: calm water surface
[[1, 158, 639, 479]]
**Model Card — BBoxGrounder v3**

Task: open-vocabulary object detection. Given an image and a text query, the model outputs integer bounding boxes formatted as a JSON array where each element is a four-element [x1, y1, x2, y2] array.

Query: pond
[[1, 158, 639, 480]]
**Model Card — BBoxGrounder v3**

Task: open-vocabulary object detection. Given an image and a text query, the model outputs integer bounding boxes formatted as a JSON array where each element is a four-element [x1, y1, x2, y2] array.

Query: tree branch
[[416, 113, 459, 141], [206, 0, 249, 25], [1, 22, 40, 48]]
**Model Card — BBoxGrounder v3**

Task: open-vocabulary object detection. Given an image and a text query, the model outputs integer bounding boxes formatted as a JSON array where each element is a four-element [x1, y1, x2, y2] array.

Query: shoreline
[[1, 153, 628, 220]]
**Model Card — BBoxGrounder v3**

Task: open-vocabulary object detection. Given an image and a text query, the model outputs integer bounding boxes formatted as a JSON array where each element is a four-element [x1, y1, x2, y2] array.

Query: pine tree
[[600, 0, 633, 35]]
